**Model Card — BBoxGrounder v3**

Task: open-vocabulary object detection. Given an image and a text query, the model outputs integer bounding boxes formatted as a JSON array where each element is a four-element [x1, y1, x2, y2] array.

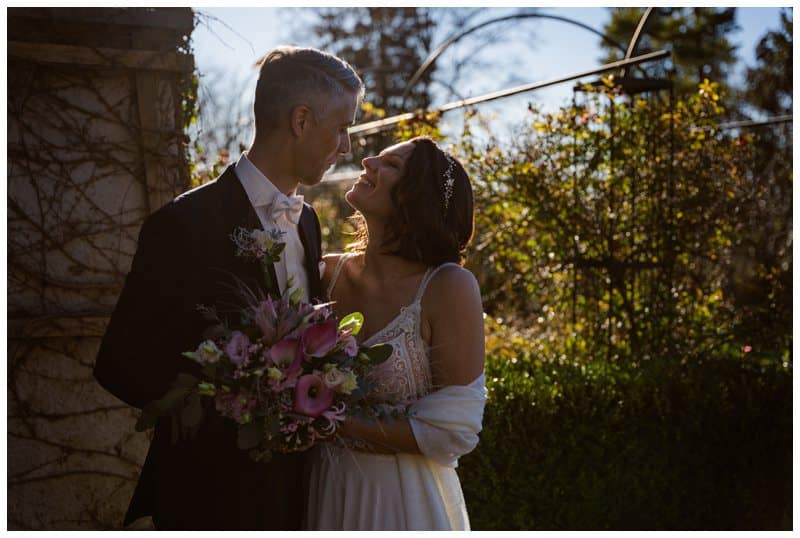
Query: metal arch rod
[[350, 49, 670, 137], [621, 7, 655, 78], [400, 12, 629, 109], [625, 7, 655, 59], [328, 112, 793, 183], [717, 114, 793, 130]]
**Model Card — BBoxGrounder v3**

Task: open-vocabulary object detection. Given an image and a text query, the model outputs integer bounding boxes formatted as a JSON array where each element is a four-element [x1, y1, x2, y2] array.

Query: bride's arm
[[336, 265, 485, 454], [424, 265, 486, 388], [336, 412, 420, 454]]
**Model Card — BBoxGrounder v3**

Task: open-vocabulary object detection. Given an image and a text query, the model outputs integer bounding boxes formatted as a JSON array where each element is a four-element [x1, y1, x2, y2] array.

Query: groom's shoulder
[[173, 167, 234, 210], [156, 166, 235, 220], [139, 169, 234, 239]]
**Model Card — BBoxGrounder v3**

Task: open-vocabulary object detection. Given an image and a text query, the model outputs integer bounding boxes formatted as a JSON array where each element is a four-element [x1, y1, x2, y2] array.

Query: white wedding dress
[[304, 255, 487, 531]]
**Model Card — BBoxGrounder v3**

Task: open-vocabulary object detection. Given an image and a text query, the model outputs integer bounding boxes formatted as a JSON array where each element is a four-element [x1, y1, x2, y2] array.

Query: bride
[[304, 136, 487, 530]]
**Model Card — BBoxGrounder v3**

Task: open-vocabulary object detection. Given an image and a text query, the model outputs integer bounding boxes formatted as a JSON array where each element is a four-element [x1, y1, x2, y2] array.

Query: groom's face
[[296, 90, 359, 186]]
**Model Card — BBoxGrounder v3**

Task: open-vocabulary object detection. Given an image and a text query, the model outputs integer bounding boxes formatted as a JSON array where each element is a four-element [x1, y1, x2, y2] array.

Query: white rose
[[250, 229, 273, 251], [337, 371, 358, 394], [322, 367, 346, 389]]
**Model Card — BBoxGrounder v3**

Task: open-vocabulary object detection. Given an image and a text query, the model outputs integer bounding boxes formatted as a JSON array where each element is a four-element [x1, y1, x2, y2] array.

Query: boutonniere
[[231, 227, 287, 296]]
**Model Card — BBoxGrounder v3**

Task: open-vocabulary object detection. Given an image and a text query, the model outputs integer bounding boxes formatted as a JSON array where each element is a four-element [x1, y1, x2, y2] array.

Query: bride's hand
[[337, 417, 356, 438]]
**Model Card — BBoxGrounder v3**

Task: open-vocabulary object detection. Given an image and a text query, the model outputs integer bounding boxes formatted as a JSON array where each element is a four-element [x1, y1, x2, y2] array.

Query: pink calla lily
[[294, 374, 335, 418], [269, 337, 303, 376], [301, 321, 338, 358]]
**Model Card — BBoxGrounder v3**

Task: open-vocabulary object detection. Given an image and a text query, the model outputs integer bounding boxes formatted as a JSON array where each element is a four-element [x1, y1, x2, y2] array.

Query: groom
[[94, 46, 364, 530]]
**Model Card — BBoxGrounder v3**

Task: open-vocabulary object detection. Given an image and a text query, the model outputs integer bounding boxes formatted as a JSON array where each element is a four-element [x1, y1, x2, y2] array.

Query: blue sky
[[190, 7, 789, 150]]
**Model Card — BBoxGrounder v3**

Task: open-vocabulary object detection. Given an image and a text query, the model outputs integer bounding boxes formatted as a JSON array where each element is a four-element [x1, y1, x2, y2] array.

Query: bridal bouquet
[[135, 227, 394, 462]]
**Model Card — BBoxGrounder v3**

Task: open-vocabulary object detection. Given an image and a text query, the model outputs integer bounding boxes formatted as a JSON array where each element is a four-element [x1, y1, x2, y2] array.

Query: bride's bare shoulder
[[431, 264, 479, 289], [424, 264, 481, 310], [322, 252, 360, 287]]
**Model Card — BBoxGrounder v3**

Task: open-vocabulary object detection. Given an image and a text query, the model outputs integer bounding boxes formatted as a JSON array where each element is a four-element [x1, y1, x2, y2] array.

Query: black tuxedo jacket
[[94, 165, 323, 530]]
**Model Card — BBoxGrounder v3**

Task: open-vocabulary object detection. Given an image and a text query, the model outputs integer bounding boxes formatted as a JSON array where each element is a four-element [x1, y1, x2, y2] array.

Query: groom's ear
[[290, 104, 313, 137]]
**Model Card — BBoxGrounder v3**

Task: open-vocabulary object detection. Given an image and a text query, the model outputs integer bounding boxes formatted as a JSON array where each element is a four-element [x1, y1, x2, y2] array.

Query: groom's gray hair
[[253, 45, 364, 132]]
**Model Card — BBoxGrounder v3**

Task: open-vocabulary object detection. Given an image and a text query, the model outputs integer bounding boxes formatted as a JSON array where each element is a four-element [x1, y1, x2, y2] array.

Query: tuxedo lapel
[[219, 165, 261, 235], [298, 205, 323, 301], [219, 165, 320, 301], [217, 166, 278, 298]]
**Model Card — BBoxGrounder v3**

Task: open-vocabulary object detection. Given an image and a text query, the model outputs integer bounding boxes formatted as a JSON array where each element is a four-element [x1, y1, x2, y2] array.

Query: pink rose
[[294, 374, 334, 418]]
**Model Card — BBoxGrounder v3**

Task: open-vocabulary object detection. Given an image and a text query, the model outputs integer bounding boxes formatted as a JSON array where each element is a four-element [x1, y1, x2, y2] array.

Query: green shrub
[[459, 319, 792, 530]]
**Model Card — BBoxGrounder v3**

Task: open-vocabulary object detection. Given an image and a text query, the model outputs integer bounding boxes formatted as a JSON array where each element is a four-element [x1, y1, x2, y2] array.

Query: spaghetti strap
[[325, 253, 355, 300], [413, 262, 461, 303]]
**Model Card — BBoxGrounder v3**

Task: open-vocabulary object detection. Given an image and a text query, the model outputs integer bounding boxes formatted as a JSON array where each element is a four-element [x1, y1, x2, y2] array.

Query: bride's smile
[[346, 140, 415, 215]]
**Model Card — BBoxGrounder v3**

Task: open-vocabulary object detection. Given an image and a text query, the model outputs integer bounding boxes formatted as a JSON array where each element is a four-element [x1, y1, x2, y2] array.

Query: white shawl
[[407, 371, 487, 468]]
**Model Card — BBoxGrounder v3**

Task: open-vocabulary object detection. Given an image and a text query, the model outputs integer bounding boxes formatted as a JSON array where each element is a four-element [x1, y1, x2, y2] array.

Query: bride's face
[[346, 141, 415, 219]]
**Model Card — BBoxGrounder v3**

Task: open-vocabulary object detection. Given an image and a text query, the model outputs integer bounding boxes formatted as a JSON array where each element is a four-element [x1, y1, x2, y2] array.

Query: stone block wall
[[8, 7, 195, 529]]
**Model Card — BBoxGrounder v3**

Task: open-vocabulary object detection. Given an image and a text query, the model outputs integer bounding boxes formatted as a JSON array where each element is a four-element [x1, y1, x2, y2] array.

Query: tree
[[601, 8, 739, 100], [310, 7, 437, 161], [744, 9, 792, 116], [187, 66, 254, 185], [727, 9, 793, 352]]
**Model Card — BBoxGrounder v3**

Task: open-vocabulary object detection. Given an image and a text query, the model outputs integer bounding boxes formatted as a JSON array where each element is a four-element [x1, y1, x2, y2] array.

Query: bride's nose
[[362, 156, 377, 170]]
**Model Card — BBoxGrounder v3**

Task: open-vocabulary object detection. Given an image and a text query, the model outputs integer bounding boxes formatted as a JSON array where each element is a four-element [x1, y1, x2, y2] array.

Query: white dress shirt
[[235, 153, 310, 303]]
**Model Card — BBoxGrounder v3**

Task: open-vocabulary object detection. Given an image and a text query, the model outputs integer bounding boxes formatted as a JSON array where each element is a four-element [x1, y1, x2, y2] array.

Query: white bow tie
[[267, 193, 304, 225]]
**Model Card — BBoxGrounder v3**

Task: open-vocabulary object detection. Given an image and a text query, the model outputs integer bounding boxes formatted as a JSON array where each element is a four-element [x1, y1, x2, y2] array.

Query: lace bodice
[[326, 254, 458, 403]]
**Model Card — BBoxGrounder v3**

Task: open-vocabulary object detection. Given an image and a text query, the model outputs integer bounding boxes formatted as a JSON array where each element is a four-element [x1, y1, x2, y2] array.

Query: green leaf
[[348, 386, 366, 402], [135, 404, 161, 432], [173, 373, 200, 389], [170, 410, 180, 444], [261, 261, 276, 292], [339, 312, 365, 335], [289, 285, 304, 305], [237, 419, 265, 450], [361, 343, 393, 365], [202, 324, 228, 341], [181, 393, 204, 429], [267, 416, 282, 438], [348, 378, 372, 402], [135, 387, 191, 432], [249, 448, 273, 463], [201, 362, 218, 379]]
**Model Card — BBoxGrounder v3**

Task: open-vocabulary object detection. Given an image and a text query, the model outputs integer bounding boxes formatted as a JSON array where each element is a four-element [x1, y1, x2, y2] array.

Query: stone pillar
[[8, 7, 195, 529]]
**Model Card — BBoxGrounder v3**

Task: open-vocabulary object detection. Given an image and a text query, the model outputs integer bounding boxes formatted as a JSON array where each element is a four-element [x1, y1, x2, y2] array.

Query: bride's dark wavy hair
[[348, 136, 474, 266]]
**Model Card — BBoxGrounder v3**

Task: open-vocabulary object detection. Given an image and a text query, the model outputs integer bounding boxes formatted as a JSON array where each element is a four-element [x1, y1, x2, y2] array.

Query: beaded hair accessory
[[442, 154, 456, 213]]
